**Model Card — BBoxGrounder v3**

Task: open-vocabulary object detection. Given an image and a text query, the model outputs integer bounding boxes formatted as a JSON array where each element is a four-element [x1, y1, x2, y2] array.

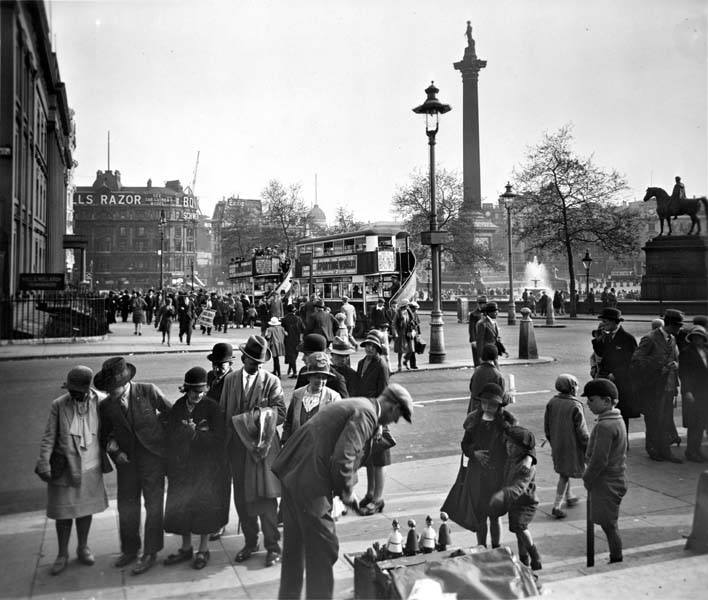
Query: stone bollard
[[518, 308, 539, 359], [545, 306, 555, 326], [685, 469, 708, 553]]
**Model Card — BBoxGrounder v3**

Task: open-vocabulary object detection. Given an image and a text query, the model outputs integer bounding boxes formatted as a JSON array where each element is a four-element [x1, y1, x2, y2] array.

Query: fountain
[[523, 257, 550, 294]]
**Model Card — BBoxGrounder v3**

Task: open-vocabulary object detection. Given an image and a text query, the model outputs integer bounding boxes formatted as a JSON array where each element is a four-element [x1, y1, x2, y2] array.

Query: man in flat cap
[[96, 357, 171, 574], [630, 309, 683, 463], [272, 383, 413, 600]]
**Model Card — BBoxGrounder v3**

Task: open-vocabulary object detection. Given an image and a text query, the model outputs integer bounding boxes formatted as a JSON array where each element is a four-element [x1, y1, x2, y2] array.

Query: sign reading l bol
[[73, 192, 198, 208]]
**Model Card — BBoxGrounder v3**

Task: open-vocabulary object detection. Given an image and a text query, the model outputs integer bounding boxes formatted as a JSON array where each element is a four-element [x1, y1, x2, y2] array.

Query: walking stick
[[586, 491, 594, 567]]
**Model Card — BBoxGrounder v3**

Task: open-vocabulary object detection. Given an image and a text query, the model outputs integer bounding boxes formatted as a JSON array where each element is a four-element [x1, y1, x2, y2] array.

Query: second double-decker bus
[[293, 223, 416, 321], [227, 251, 293, 302]]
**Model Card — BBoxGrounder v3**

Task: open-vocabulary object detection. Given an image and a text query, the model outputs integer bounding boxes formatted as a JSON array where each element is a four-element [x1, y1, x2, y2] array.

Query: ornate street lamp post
[[499, 182, 517, 325], [582, 249, 593, 296], [158, 209, 167, 291], [413, 81, 451, 363]]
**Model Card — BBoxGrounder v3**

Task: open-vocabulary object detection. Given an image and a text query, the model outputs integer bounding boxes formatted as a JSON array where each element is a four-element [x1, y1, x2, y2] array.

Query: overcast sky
[[49, 0, 706, 223]]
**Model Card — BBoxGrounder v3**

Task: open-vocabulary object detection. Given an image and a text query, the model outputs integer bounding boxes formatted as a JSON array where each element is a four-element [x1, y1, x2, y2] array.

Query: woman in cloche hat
[[35, 366, 110, 576], [163, 367, 229, 570], [282, 352, 342, 444], [678, 325, 708, 463]]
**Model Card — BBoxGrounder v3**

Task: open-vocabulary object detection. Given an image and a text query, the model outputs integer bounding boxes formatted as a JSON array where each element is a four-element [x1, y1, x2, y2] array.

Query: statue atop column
[[465, 20, 475, 51]]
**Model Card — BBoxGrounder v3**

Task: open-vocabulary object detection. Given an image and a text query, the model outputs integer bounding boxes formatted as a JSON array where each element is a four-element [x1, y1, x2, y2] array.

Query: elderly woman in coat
[[35, 366, 110, 576], [163, 367, 229, 570]]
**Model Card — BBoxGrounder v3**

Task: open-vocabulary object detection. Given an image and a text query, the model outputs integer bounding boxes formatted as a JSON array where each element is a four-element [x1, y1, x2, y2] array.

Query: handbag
[[371, 428, 396, 453], [414, 338, 426, 354], [440, 454, 478, 531]]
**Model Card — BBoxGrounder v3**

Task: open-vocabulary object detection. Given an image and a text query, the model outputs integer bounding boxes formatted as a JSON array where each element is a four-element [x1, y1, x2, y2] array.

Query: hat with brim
[[239, 335, 272, 363], [304, 352, 335, 378], [475, 382, 505, 405], [598, 308, 623, 322], [687, 325, 708, 342], [483, 302, 499, 313], [409, 301, 419, 309], [267, 317, 281, 327], [94, 357, 136, 391], [663, 309, 684, 326], [361, 333, 383, 351], [314, 299, 326, 308], [207, 342, 234, 363], [62, 366, 94, 393], [182, 366, 208, 391], [398, 299, 409, 308], [297, 333, 327, 354], [331, 336, 356, 355]]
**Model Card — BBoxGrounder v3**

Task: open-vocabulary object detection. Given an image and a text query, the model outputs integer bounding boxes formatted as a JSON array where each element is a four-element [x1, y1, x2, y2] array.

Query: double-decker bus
[[227, 251, 293, 302], [293, 224, 416, 322]]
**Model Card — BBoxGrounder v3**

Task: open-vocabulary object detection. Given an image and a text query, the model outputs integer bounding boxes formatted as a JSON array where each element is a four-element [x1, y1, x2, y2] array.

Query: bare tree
[[329, 206, 364, 233], [512, 124, 639, 317], [261, 179, 308, 255], [392, 167, 500, 269]]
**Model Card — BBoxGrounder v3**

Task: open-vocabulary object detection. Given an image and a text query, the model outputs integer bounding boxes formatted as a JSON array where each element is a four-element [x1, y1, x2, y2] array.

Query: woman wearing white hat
[[265, 316, 287, 378]]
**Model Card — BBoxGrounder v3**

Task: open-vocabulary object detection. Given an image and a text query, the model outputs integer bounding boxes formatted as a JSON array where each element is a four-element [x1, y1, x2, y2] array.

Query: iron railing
[[0, 292, 109, 341]]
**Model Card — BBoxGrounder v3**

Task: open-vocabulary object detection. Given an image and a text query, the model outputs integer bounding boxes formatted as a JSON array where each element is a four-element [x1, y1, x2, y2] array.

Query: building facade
[[74, 171, 200, 291], [0, 0, 75, 298]]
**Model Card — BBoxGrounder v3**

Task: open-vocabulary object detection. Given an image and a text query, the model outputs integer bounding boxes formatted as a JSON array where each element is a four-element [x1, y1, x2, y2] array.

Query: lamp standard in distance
[[413, 81, 451, 364], [499, 182, 517, 325], [582, 249, 593, 296], [158, 209, 167, 291]]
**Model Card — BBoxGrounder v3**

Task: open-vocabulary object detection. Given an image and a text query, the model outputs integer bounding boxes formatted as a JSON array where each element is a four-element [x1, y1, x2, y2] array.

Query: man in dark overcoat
[[97, 357, 171, 574], [592, 308, 638, 434], [219, 335, 286, 568], [177, 292, 196, 345], [305, 299, 337, 345], [475, 302, 507, 361], [467, 295, 487, 366], [631, 309, 683, 463], [272, 384, 414, 600]]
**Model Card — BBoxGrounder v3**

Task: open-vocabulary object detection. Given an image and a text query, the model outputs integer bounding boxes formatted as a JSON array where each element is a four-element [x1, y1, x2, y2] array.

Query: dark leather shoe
[[132, 553, 157, 575], [114, 553, 137, 568], [51, 555, 68, 576], [265, 550, 281, 567], [163, 547, 193, 565], [234, 544, 259, 563], [76, 546, 95, 566]]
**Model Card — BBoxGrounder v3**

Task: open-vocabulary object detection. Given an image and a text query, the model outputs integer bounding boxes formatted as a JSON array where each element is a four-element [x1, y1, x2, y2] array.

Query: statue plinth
[[641, 236, 708, 300]]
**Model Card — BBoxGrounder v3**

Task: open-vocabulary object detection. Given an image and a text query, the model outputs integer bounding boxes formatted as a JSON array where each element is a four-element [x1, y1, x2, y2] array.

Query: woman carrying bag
[[35, 366, 110, 576]]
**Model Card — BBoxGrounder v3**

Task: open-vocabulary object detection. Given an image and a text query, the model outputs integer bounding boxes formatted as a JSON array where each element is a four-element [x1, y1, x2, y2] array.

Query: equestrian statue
[[643, 183, 708, 236]]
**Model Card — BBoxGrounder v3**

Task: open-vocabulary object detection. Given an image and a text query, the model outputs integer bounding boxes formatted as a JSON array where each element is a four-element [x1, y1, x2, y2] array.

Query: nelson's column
[[454, 21, 497, 280]]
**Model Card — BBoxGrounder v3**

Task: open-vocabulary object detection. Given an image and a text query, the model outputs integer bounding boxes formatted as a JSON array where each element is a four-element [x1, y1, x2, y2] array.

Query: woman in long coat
[[131, 292, 147, 336], [356, 332, 391, 515], [156, 297, 176, 346], [163, 367, 229, 570], [282, 305, 303, 378], [35, 366, 110, 575], [678, 325, 708, 462]]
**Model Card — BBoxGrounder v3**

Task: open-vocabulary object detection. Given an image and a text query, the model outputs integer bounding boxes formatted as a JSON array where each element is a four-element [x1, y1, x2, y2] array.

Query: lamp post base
[[428, 309, 446, 363], [507, 301, 516, 325]]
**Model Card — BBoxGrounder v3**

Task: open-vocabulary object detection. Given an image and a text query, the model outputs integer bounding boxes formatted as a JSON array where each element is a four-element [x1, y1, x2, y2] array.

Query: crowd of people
[[34, 290, 707, 598]]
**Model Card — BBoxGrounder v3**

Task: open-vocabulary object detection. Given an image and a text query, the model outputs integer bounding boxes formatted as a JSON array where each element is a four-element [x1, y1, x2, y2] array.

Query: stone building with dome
[[305, 203, 327, 235]]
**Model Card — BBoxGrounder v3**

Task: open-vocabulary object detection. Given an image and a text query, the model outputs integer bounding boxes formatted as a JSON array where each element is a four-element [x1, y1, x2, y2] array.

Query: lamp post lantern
[[499, 182, 517, 325], [158, 209, 167, 291], [413, 81, 451, 363], [582, 249, 593, 296]]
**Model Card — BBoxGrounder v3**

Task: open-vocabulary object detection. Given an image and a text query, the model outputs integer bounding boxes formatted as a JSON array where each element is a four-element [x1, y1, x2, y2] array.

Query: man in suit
[[475, 302, 508, 363], [592, 308, 638, 436], [631, 309, 683, 463], [272, 384, 414, 600], [96, 357, 171, 575], [468, 295, 487, 366], [177, 292, 196, 345], [305, 299, 337, 344], [219, 335, 286, 567], [368, 297, 391, 331]]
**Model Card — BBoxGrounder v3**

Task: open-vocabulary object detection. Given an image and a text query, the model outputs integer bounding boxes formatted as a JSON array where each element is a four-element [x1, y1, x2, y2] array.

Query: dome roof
[[307, 203, 327, 223]]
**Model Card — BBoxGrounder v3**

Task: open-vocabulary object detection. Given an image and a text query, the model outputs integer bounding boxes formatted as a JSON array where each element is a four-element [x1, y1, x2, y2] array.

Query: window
[[98, 237, 111, 252], [137, 226, 145, 236], [119, 226, 127, 237], [118, 239, 127, 251], [174, 239, 182, 252]]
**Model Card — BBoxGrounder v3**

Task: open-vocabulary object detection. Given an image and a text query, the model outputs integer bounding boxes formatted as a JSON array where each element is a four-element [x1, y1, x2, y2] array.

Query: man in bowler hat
[[475, 302, 508, 363], [272, 383, 414, 600], [96, 357, 171, 574], [219, 335, 286, 567], [631, 309, 683, 462], [592, 308, 638, 436]]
